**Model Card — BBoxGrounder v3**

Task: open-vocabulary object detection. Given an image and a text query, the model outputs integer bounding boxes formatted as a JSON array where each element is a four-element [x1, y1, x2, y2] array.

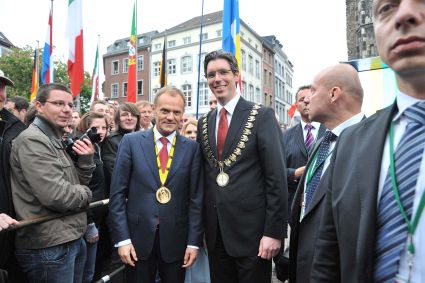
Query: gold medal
[[216, 172, 230, 187], [156, 186, 171, 204]]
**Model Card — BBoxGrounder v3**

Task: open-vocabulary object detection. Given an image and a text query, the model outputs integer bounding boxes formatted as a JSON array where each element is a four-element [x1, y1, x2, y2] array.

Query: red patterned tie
[[159, 137, 168, 173], [217, 108, 228, 160]]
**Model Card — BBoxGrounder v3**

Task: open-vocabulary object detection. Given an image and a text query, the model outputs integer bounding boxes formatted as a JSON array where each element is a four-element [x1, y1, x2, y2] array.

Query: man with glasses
[[197, 50, 287, 283], [10, 83, 95, 282]]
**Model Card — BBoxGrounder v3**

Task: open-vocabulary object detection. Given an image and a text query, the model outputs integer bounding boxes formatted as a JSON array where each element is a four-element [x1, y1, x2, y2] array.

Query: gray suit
[[310, 104, 395, 283]]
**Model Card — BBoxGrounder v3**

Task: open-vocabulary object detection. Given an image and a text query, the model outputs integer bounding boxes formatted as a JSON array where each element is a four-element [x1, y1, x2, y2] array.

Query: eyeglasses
[[206, 69, 233, 79], [45, 100, 74, 109]]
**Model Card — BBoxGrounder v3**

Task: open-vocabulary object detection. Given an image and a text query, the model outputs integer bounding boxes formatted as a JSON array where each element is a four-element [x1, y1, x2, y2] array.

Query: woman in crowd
[[181, 120, 197, 141], [76, 111, 109, 283]]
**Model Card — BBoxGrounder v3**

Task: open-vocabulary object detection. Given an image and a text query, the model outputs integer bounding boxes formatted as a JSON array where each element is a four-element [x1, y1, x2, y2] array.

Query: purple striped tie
[[305, 124, 314, 151]]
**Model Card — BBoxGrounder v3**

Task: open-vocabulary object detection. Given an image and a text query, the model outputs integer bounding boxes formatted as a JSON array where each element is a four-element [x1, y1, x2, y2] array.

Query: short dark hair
[[9, 96, 29, 111], [36, 83, 72, 104], [295, 85, 311, 100], [90, 100, 108, 111], [115, 102, 141, 131], [154, 86, 186, 107], [203, 50, 239, 77]]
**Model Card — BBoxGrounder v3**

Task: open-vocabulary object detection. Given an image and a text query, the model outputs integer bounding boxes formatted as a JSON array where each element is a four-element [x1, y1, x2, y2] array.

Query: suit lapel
[[208, 109, 218, 158], [167, 134, 185, 182], [294, 124, 308, 159], [356, 104, 397, 278], [140, 130, 161, 186], [221, 98, 250, 159]]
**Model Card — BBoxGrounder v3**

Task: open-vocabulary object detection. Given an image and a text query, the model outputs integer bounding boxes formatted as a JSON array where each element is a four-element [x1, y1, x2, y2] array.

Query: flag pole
[[50, 0, 54, 82], [97, 34, 101, 100], [195, 0, 205, 120], [135, 0, 138, 102]]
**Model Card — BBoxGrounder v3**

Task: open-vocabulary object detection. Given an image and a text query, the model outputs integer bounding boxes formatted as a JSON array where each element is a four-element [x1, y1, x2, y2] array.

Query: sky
[[0, 0, 347, 92]]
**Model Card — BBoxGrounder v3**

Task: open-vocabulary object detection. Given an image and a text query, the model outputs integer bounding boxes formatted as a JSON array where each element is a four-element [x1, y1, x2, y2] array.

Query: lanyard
[[389, 121, 425, 254], [154, 134, 176, 185], [306, 147, 334, 186]]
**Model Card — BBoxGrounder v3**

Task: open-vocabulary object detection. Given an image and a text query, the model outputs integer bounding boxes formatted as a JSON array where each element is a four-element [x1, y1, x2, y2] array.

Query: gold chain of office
[[200, 104, 261, 169]]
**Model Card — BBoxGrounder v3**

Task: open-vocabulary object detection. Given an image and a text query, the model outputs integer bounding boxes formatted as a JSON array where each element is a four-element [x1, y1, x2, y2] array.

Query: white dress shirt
[[215, 94, 241, 143], [300, 120, 321, 146], [378, 91, 425, 282]]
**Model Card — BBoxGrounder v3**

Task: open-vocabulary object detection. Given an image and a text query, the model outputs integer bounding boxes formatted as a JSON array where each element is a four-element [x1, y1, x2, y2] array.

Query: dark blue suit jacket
[[109, 130, 203, 263]]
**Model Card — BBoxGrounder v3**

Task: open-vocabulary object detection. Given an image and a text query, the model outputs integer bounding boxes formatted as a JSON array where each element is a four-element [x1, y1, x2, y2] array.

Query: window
[[183, 36, 191, 45], [122, 82, 128, 97], [168, 59, 176, 75], [249, 84, 254, 102], [242, 81, 247, 98], [111, 83, 119, 98], [182, 84, 192, 107], [198, 82, 209, 106], [111, 60, 119, 75], [181, 56, 192, 73], [153, 61, 160, 76], [256, 87, 261, 104], [255, 60, 260, 78], [168, 40, 176, 48], [201, 33, 208, 40], [137, 80, 143, 95], [137, 55, 144, 71], [198, 52, 207, 69], [138, 37, 144, 45], [216, 29, 222, 37], [126, 40, 130, 47], [241, 50, 246, 71], [154, 43, 162, 50], [123, 58, 128, 73], [248, 55, 253, 74]]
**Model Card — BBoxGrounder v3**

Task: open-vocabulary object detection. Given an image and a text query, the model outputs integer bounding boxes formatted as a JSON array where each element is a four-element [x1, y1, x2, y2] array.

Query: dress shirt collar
[[332, 112, 365, 137], [394, 90, 425, 122], [216, 94, 241, 117], [153, 125, 176, 144], [300, 120, 320, 130]]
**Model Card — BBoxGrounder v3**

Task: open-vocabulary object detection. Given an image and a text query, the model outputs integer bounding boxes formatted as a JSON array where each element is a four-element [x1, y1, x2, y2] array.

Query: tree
[[0, 46, 34, 98], [0, 47, 91, 113]]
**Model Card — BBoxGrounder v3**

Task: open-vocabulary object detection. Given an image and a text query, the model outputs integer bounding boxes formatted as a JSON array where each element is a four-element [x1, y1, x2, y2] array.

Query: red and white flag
[[67, 0, 84, 97]]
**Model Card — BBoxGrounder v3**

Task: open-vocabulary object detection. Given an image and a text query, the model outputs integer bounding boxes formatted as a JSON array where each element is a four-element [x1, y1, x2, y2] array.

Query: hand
[[258, 236, 281, 260], [182, 247, 198, 268], [118, 244, 138, 267], [294, 166, 306, 179], [0, 213, 19, 231], [72, 138, 94, 156]]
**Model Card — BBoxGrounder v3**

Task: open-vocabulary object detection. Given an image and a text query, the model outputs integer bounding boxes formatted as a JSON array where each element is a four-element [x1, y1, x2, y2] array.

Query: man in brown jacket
[[10, 84, 94, 283]]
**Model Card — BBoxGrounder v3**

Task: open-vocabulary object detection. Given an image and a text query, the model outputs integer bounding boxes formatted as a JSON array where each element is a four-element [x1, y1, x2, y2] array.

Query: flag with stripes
[[127, 2, 137, 102], [67, 0, 84, 97], [41, 5, 53, 84], [159, 36, 167, 88], [30, 50, 39, 102]]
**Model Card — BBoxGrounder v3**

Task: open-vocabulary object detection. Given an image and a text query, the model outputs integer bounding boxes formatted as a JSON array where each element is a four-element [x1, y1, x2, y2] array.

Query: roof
[[0, 32, 14, 49]]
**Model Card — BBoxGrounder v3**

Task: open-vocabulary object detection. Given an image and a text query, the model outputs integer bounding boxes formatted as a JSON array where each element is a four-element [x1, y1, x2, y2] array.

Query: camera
[[62, 127, 101, 161]]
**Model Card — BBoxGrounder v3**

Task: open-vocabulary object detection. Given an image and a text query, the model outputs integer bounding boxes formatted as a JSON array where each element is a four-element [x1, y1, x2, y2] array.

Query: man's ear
[[330, 87, 342, 103]]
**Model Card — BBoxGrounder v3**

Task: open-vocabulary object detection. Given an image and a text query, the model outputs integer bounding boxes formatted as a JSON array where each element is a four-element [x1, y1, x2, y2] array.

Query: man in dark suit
[[282, 85, 325, 214], [197, 50, 287, 283], [289, 63, 364, 283], [109, 86, 203, 283], [311, 1, 425, 282]]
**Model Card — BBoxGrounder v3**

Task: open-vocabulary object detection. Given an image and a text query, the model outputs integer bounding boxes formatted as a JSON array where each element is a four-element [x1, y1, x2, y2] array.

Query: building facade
[[346, 0, 377, 60], [103, 31, 157, 103], [0, 32, 14, 57], [103, 11, 293, 121], [263, 36, 294, 126]]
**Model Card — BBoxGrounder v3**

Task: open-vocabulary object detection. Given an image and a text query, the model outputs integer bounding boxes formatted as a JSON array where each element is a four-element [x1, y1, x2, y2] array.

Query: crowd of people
[[1, 1, 425, 282]]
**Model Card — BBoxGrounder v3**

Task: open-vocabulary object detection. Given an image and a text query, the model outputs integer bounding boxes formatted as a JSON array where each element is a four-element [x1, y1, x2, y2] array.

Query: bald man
[[288, 63, 364, 283]]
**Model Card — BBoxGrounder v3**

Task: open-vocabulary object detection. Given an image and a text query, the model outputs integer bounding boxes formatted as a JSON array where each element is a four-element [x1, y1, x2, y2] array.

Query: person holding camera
[[9, 84, 95, 283], [76, 112, 108, 283]]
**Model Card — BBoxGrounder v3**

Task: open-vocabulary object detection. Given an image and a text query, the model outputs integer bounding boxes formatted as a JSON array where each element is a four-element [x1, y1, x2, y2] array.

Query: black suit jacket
[[310, 104, 396, 283], [282, 123, 325, 214], [289, 133, 332, 283], [197, 97, 287, 257], [109, 130, 203, 263]]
